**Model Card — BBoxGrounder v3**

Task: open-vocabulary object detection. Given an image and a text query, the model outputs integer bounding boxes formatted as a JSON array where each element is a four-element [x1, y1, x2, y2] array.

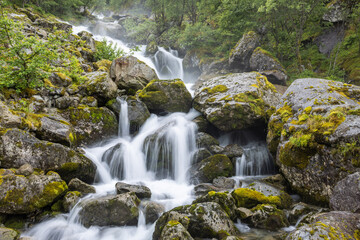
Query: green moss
[[202, 85, 228, 94], [167, 220, 180, 226], [5, 216, 25, 230], [32, 179, 68, 208], [60, 162, 80, 172], [51, 200, 64, 212], [231, 188, 285, 209]]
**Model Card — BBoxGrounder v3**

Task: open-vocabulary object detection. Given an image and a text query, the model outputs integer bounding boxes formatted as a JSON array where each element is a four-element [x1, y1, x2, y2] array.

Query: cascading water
[[117, 97, 130, 138], [153, 47, 184, 80]]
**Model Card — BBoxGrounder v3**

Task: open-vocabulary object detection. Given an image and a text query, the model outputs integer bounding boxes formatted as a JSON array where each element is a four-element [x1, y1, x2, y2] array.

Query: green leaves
[[94, 39, 124, 61]]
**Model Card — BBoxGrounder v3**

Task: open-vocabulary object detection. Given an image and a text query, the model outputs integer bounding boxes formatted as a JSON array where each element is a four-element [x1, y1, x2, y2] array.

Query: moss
[[201, 154, 233, 181], [60, 162, 80, 172], [51, 200, 64, 212], [167, 220, 180, 226], [231, 188, 284, 209], [32, 178, 68, 208], [94, 59, 112, 71], [5, 216, 26, 230], [202, 85, 228, 94]]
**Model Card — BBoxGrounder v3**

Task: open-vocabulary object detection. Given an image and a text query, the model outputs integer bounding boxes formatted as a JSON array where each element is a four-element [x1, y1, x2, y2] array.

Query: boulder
[[54, 96, 80, 109], [196, 132, 219, 150], [107, 98, 150, 133], [36, 115, 73, 146], [249, 204, 289, 230], [249, 47, 288, 85], [84, 71, 118, 103], [0, 170, 67, 214], [286, 211, 360, 240], [94, 59, 112, 72], [190, 154, 234, 184], [267, 78, 360, 205], [78, 192, 140, 227], [154, 202, 240, 239], [68, 178, 96, 195], [110, 56, 158, 95], [193, 72, 280, 132], [323, 1, 348, 23], [229, 31, 260, 70], [80, 96, 98, 107], [49, 72, 72, 87], [193, 191, 237, 220], [0, 101, 21, 128], [159, 221, 194, 240], [33, 18, 72, 32], [61, 106, 118, 146], [193, 183, 224, 196], [143, 201, 165, 224], [192, 148, 212, 164], [222, 144, 244, 159], [145, 41, 158, 55], [213, 177, 236, 189], [287, 202, 324, 225], [63, 191, 81, 212], [77, 31, 96, 52], [138, 79, 192, 114], [0, 128, 96, 183], [330, 172, 360, 213], [115, 182, 151, 199], [0, 227, 19, 240]]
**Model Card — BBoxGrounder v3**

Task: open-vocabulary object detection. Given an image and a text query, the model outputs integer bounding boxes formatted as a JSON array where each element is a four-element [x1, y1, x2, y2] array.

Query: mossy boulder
[[249, 47, 288, 86], [249, 204, 289, 230], [286, 211, 360, 240], [0, 227, 19, 240], [63, 191, 81, 212], [138, 79, 192, 114], [190, 154, 234, 184], [0, 128, 96, 183], [159, 220, 194, 240], [0, 101, 22, 129], [68, 178, 96, 195], [267, 78, 360, 205], [143, 201, 165, 224], [61, 106, 118, 146], [231, 186, 291, 209], [94, 59, 112, 72], [229, 31, 260, 71], [0, 170, 67, 214], [193, 72, 280, 132], [110, 56, 158, 95], [84, 71, 118, 104], [154, 202, 240, 239], [115, 182, 151, 199], [78, 192, 140, 227]]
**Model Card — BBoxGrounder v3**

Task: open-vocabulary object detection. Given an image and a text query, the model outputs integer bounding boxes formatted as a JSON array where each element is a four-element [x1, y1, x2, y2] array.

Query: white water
[[22, 18, 277, 240]]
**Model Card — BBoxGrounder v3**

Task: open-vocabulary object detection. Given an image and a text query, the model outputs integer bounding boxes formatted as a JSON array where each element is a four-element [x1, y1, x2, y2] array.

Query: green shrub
[[94, 39, 124, 61]]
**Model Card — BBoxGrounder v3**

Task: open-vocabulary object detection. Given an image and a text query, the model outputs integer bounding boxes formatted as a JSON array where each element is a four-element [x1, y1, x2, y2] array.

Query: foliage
[[94, 39, 124, 61]]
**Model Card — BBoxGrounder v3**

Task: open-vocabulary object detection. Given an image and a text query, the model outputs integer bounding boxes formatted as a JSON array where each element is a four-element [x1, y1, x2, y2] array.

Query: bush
[[94, 39, 124, 61]]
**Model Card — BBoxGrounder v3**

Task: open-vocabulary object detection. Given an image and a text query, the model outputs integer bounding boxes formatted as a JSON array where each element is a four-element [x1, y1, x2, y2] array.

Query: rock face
[[286, 211, 360, 240], [267, 78, 360, 205], [115, 182, 151, 199], [249, 47, 288, 85], [154, 202, 240, 239], [0, 128, 96, 183], [193, 72, 280, 132], [0, 170, 67, 214], [330, 172, 360, 213], [138, 79, 192, 114], [79, 192, 140, 227], [190, 154, 234, 184], [61, 106, 118, 146], [144, 201, 165, 224], [110, 56, 158, 95], [229, 31, 260, 70], [84, 71, 118, 103]]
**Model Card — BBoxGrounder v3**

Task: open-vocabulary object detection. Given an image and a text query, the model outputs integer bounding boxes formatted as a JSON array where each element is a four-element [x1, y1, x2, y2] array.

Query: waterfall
[[153, 47, 184, 80], [118, 97, 130, 138]]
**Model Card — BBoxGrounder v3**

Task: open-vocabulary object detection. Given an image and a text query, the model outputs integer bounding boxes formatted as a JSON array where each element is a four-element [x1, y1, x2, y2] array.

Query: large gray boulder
[[193, 72, 280, 132], [68, 178, 96, 195], [84, 71, 118, 103], [286, 211, 360, 240], [154, 202, 240, 239], [0, 128, 96, 183], [267, 78, 360, 205], [159, 221, 194, 240], [78, 192, 140, 227], [330, 172, 360, 213], [0, 170, 67, 214], [138, 79, 192, 114], [0, 101, 21, 128], [61, 106, 118, 146], [115, 182, 151, 199], [249, 47, 288, 85], [110, 56, 158, 95], [229, 31, 260, 70], [249, 204, 289, 230]]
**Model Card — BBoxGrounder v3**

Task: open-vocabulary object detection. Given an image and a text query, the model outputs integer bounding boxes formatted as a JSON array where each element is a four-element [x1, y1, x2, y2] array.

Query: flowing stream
[[22, 18, 276, 240]]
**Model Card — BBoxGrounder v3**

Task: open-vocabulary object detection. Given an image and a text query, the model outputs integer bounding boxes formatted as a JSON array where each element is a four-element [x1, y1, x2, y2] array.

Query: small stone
[[15, 164, 33, 176], [68, 178, 96, 195]]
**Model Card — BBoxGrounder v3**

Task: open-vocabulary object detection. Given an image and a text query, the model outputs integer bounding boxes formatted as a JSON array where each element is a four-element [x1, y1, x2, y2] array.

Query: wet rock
[[196, 132, 219, 150], [79, 192, 140, 227], [154, 202, 239, 239], [61, 106, 118, 146], [159, 221, 194, 240], [138, 79, 192, 114], [145, 41, 158, 55], [213, 177, 236, 189], [68, 178, 96, 195], [286, 211, 360, 240], [222, 144, 244, 159], [261, 174, 288, 191], [115, 182, 151, 199], [0, 227, 19, 240], [183, 50, 201, 80], [193, 72, 280, 132], [267, 78, 360, 205], [190, 154, 234, 184], [249, 47, 288, 86], [192, 115, 210, 133], [110, 56, 158, 95], [249, 204, 289, 230], [236, 207, 253, 219], [63, 191, 81, 212], [330, 172, 360, 213], [192, 148, 212, 164], [0, 128, 96, 183], [0, 170, 67, 214], [143, 201, 165, 224], [84, 71, 117, 103], [193, 183, 223, 196], [287, 202, 323, 225], [193, 191, 237, 220], [229, 31, 260, 71]]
